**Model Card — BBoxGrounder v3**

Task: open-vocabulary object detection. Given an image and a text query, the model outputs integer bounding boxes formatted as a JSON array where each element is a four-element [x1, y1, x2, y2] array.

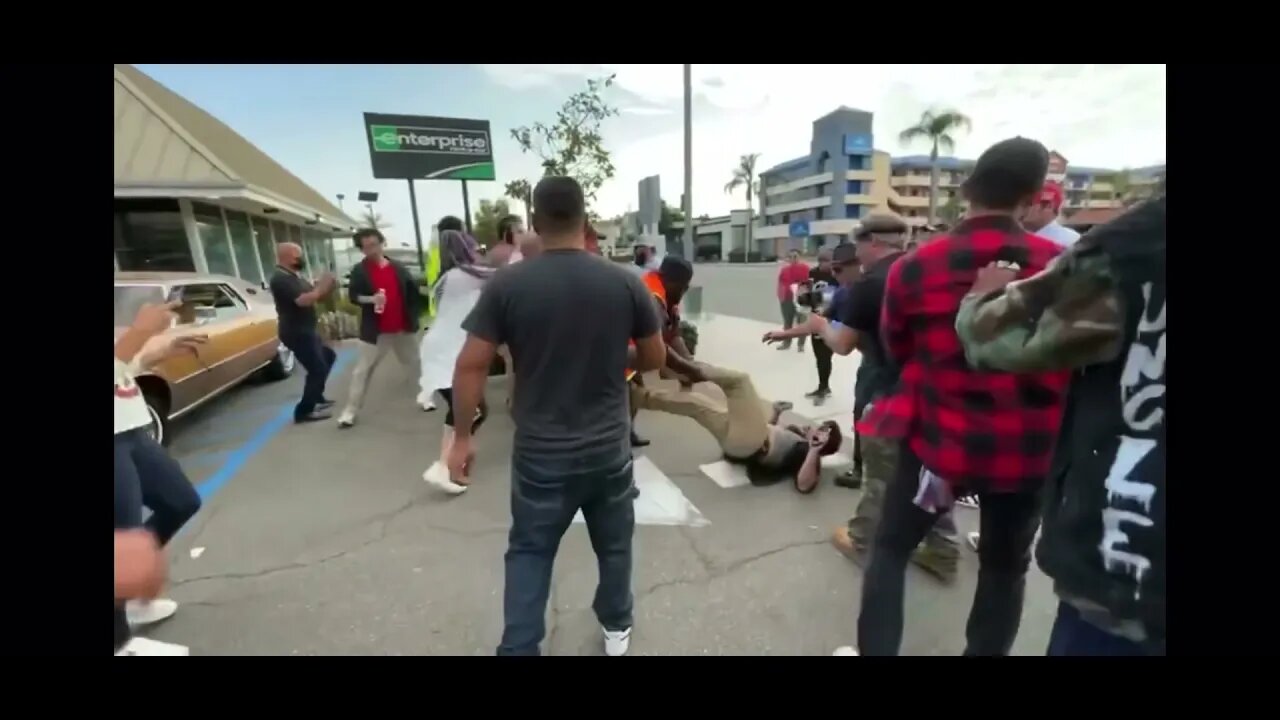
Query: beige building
[[114, 64, 356, 285]]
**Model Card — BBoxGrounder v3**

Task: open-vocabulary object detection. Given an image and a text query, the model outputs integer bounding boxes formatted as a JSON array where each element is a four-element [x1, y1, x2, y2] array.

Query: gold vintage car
[[114, 272, 295, 444]]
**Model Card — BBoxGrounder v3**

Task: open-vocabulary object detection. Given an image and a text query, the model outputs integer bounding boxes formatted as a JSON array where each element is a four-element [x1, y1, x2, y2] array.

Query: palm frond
[[725, 178, 742, 194], [937, 134, 957, 156], [929, 110, 972, 136], [899, 126, 931, 146]]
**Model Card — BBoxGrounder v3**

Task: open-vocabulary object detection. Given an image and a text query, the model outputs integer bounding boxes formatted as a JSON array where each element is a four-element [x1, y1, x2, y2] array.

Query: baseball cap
[[854, 214, 909, 246], [1039, 182, 1065, 212]]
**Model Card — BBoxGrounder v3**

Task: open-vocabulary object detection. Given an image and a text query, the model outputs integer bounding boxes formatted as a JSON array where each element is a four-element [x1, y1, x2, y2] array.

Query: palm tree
[[899, 109, 972, 224], [503, 179, 533, 228], [360, 209, 391, 230], [724, 153, 760, 257]]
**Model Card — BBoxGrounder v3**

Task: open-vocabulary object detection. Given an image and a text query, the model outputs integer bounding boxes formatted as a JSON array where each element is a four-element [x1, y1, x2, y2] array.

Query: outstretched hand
[[762, 330, 790, 345]]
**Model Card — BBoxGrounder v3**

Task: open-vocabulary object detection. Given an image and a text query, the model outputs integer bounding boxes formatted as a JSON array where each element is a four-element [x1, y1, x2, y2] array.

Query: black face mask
[[291, 256, 306, 271]]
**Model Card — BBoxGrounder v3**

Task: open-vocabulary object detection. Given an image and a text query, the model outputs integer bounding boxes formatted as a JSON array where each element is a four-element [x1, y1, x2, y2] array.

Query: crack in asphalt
[[172, 495, 504, 590], [635, 538, 828, 600]]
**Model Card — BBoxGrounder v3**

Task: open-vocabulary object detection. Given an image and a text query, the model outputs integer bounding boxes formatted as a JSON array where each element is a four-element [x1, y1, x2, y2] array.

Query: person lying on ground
[[630, 361, 842, 494]]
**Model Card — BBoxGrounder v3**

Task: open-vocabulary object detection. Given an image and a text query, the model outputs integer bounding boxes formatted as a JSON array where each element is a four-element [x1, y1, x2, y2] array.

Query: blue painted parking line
[[194, 348, 355, 502]]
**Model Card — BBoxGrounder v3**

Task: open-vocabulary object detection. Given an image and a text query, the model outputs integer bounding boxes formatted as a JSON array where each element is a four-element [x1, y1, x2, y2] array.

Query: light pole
[[682, 64, 693, 252]]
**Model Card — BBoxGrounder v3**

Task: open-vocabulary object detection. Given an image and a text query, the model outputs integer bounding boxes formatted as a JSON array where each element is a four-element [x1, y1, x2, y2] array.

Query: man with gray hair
[[769, 215, 960, 581]]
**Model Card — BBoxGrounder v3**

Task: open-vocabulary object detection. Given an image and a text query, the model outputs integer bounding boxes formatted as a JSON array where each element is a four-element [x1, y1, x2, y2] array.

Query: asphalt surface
[[139, 307, 1059, 655]]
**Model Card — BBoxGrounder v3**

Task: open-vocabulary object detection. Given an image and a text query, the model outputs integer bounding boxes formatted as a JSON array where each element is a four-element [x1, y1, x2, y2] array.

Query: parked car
[[114, 272, 295, 445]]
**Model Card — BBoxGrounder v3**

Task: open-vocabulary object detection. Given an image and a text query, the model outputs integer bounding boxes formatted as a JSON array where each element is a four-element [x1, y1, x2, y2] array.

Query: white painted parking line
[[117, 637, 190, 656], [574, 455, 709, 527], [700, 460, 750, 489]]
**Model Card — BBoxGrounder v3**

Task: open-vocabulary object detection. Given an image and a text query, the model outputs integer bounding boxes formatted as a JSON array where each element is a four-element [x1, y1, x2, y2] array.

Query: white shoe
[[337, 410, 356, 428], [423, 462, 468, 495], [417, 392, 437, 412], [126, 598, 178, 628], [116, 636, 190, 656], [832, 646, 860, 656], [603, 627, 632, 656]]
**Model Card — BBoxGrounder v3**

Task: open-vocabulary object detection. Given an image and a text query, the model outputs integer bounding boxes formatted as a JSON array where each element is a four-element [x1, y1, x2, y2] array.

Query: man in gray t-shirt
[[447, 176, 666, 657]]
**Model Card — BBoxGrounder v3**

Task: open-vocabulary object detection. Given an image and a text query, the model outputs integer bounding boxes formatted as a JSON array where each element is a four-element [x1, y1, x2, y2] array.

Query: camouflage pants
[[847, 434, 959, 570]]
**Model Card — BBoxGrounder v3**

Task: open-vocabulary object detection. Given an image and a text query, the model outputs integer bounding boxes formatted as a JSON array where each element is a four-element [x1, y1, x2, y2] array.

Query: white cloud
[[481, 64, 1165, 220]]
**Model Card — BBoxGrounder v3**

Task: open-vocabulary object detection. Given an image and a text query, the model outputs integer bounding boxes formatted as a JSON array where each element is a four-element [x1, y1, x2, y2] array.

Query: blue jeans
[[114, 428, 202, 651], [1046, 601, 1149, 656], [498, 450, 638, 656], [280, 331, 336, 419]]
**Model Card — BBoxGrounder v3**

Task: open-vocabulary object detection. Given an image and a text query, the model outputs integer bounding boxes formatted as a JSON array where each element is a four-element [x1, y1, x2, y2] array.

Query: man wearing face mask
[[270, 242, 339, 423]]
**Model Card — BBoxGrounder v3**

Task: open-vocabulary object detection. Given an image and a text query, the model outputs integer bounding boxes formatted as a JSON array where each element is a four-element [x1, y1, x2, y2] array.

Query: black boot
[[631, 430, 651, 448]]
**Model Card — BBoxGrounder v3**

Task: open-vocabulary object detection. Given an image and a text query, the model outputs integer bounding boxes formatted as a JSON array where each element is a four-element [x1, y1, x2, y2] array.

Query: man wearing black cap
[[447, 176, 667, 657]]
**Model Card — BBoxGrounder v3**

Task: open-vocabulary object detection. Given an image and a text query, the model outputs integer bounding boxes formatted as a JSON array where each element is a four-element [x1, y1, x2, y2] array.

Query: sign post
[[363, 113, 496, 265]]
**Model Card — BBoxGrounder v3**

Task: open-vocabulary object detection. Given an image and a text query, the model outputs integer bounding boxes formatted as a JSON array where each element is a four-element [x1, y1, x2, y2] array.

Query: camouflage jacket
[[955, 230, 1124, 373]]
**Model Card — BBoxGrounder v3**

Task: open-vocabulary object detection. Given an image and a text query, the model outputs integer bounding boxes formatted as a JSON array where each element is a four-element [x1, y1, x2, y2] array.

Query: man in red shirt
[[338, 228, 423, 428], [775, 249, 810, 351], [844, 137, 1069, 657]]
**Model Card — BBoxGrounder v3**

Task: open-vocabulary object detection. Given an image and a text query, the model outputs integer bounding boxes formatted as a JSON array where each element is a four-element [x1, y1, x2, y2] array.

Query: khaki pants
[[631, 362, 769, 458], [342, 332, 421, 417]]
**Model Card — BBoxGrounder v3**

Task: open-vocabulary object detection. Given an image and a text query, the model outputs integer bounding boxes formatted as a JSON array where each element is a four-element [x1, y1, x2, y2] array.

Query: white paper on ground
[[120, 637, 190, 656], [189, 547, 205, 559], [573, 455, 709, 527]]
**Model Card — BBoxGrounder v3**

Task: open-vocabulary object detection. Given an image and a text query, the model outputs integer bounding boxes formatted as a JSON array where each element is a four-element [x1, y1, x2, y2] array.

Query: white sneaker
[[417, 392, 437, 412], [116, 636, 190, 656], [423, 462, 468, 495], [603, 627, 632, 656], [832, 646, 860, 656], [126, 598, 178, 628], [337, 411, 356, 428]]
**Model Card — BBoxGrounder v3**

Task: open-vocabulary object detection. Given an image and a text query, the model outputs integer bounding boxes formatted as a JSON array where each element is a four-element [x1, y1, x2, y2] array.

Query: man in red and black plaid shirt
[[846, 137, 1070, 657]]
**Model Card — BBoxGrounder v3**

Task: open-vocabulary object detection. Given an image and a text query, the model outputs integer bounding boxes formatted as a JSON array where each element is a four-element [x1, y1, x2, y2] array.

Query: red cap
[[1039, 182, 1065, 212]]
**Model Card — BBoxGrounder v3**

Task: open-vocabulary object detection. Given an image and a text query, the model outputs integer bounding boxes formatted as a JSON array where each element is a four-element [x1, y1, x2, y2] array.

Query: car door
[[174, 282, 260, 390], [219, 282, 280, 373]]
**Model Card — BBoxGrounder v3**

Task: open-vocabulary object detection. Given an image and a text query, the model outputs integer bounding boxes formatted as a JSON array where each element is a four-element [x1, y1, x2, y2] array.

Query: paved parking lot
[[145, 316, 1059, 656]]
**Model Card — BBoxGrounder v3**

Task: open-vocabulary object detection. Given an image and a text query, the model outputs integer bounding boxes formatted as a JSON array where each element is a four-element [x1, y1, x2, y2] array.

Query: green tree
[[503, 179, 533, 228], [472, 198, 513, 248], [360, 209, 391, 230], [939, 194, 963, 224], [658, 200, 686, 238], [724, 153, 760, 254], [899, 109, 972, 224], [1107, 168, 1135, 206], [509, 75, 620, 207]]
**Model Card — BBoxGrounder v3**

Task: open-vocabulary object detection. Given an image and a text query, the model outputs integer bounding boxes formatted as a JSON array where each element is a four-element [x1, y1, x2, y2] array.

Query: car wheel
[[262, 342, 296, 381], [142, 391, 170, 447]]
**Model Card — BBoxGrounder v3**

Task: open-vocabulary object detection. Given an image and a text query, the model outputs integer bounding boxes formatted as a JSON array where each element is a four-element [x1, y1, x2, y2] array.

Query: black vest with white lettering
[[1036, 196, 1165, 652]]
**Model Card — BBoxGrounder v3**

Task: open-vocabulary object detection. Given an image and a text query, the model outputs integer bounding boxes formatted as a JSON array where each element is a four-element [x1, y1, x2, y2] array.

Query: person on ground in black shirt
[[269, 242, 338, 423], [447, 176, 667, 657], [631, 362, 843, 493]]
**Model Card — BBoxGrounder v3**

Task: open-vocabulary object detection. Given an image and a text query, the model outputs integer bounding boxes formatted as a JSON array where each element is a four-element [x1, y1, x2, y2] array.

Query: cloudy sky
[[137, 64, 1165, 248]]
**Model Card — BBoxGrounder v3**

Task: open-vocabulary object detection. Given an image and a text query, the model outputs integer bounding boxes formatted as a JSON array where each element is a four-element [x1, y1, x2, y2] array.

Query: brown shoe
[[832, 526, 868, 561]]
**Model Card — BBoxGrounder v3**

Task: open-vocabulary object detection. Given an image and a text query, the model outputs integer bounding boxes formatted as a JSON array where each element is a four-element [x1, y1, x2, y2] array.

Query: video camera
[[795, 280, 835, 314]]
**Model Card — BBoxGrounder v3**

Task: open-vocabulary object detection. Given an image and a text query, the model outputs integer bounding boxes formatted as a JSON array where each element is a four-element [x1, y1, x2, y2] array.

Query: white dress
[[418, 268, 488, 395]]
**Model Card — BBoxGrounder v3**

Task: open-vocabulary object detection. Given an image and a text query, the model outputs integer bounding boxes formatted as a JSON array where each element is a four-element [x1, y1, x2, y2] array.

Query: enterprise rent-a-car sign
[[363, 113, 496, 181]]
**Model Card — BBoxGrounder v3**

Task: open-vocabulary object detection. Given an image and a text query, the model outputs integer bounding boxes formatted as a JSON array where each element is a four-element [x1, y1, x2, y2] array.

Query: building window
[[848, 155, 869, 171], [225, 210, 263, 284], [115, 198, 193, 272], [193, 202, 235, 277], [252, 216, 275, 274], [816, 183, 829, 198], [817, 151, 830, 174], [815, 207, 825, 220], [847, 180, 864, 195], [782, 213, 791, 225], [845, 205, 864, 219]]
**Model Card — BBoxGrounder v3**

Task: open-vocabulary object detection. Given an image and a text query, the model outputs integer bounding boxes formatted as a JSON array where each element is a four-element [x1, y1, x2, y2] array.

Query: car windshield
[[114, 285, 165, 327]]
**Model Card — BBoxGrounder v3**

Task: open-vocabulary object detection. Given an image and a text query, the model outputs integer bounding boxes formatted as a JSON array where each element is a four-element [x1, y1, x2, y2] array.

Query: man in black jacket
[[955, 191, 1166, 655], [337, 228, 423, 428]]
